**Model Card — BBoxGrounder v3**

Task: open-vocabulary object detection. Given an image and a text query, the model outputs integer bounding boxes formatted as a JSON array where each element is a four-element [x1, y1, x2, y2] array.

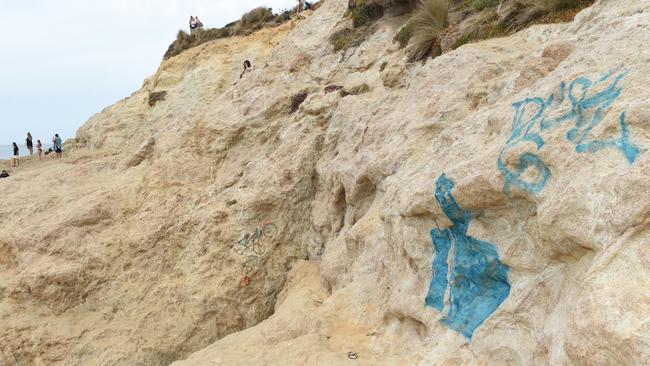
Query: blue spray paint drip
[[498, 68, 643, 195], [425, 229, 451, 311], [425, 174, 511, 340]]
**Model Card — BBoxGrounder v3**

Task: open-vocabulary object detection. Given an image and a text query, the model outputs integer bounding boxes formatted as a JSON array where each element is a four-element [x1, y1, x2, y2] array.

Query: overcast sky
[[0, 0, 297, 145]]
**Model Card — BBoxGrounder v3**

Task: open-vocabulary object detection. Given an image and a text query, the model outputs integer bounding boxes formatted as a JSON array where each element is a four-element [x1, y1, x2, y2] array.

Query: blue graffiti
[[425, 174, 511, 340], [498, 69, 642, 195]]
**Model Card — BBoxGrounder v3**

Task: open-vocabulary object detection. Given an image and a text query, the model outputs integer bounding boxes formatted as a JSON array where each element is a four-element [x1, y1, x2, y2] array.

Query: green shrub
[[451, 10, 512, 49], [408, 0, 450, 61], [163, 28, 234, 59], [341, 83, 371, 97], [471, 0, 500, 10], [329, 27, 372, 51], [352, 3, 385, 27], [515, 0, 593, 13], [394, 20, 414, 49], [241, 7, 274, 26]]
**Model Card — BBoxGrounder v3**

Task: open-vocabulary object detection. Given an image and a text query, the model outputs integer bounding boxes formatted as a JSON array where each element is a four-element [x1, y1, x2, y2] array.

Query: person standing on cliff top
[[296, 0, 311, 14], [12, 142, 19, 167], [26, 133, 33, 156], [189, 16, 196, 34], [36, 139, 43, 161], [53, 134, 63, 159]]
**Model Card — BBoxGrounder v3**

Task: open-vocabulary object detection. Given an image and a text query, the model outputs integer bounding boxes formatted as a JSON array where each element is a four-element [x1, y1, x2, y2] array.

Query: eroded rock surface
[[1, 0, 649, 365]]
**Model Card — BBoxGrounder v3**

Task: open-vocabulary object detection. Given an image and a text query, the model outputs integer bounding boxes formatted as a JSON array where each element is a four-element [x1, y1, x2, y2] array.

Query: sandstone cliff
[[1, 0, 649, 365]]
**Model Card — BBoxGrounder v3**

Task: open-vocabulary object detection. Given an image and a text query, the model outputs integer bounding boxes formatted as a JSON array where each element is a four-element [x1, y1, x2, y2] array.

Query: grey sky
[[0, 0, 297, 144]]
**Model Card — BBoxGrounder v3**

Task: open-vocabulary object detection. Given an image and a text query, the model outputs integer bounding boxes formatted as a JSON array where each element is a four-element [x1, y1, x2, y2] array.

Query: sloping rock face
[[1, 0, 649, 365]]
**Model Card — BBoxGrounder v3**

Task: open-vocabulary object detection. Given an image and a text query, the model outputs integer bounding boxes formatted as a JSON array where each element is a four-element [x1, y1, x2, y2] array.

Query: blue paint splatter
[[498, 68, 643, 195], [425, 174, 511, 340]]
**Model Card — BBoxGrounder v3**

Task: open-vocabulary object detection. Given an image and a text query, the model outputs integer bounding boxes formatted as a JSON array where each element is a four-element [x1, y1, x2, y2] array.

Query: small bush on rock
[[352, 3, 385, 27], [394, 20, 415, 49], [329, 27, 373, 51], [340, 84, 371, 97], [290, 91, 309, 114], [148, 91, 167, 107]]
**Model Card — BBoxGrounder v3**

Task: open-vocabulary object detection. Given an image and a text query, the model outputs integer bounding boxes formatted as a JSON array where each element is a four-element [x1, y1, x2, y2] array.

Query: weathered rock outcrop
[[1, 0, 649, 365]]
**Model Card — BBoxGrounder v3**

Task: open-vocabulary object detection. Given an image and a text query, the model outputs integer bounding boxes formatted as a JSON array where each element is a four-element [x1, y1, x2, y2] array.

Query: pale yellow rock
[[1, 0, 649, 365]]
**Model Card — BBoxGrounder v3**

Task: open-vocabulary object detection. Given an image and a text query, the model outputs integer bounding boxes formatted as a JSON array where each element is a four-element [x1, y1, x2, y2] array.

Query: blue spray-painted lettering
[[498, 69, 642, 195], [425, 174, 511, 340]]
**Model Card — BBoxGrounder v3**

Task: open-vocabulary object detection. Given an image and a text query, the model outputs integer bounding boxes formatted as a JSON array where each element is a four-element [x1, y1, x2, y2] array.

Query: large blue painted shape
[[425, 174, 511, 340], [498, 68, 643, 196], [442, 232, 511, 339]]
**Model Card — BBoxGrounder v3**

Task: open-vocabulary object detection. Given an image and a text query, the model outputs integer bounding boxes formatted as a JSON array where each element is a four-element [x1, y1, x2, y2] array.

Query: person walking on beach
[[53, 134, 63, 159], [36, 139, 43, 161], [26, 133, 33, 156], [12, 142, 20, 167]]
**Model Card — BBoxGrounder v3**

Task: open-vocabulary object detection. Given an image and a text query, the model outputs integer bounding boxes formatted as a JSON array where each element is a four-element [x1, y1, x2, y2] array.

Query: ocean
[[0, 143, 54, 160]]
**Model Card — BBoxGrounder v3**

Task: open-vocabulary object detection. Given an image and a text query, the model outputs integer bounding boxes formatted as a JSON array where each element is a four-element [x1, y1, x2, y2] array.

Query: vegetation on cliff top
[[403, 0, 595, 61], [164, 4, 322, 60], [164, 7, 282, 60], [336, 0, 594, 62]]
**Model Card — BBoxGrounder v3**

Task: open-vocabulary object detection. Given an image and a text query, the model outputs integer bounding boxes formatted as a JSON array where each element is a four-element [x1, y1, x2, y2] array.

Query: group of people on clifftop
[[187, 0, 313, 34], [10, 132, 63, 168], [189, 16, 204, 34]]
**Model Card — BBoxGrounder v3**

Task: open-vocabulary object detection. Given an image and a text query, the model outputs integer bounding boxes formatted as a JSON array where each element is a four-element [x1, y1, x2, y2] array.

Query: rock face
[[1, 0, 649, 365]]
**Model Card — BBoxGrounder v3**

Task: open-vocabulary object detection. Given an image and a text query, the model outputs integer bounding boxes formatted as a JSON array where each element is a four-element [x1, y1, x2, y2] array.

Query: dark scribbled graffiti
[[233, 223, 278, 272]]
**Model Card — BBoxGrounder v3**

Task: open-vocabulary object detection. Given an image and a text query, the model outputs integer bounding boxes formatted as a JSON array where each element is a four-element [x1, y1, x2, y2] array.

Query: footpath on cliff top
[[0, 0, 649, 365]]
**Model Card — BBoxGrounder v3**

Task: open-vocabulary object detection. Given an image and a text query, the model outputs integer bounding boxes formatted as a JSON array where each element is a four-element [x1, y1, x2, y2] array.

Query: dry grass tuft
[[329, 26, 373, 51], [516, 0, 593, 12], [450, 0, 594, 51], [241, 7, 274, 26], [407, 0, 450, 61]]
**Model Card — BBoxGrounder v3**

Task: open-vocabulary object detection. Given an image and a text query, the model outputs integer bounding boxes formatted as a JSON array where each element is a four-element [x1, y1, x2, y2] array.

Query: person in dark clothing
[[37, 139, 43, 161], [12, 142, 19, 167], [26, 132, 33, 156], [297, 0, 311, 13], [240, 60, 252, 79], [53, 134, 63, 159], [190, 16, 197, 33]]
